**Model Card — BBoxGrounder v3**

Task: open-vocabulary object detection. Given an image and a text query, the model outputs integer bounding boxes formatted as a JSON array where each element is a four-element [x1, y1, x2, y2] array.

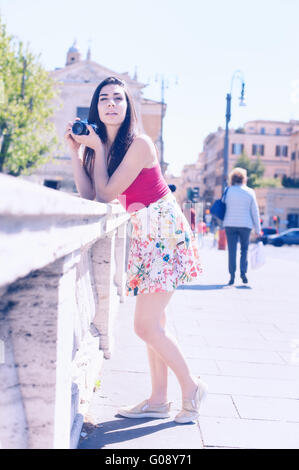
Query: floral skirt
[[125, 191, 203, 296]]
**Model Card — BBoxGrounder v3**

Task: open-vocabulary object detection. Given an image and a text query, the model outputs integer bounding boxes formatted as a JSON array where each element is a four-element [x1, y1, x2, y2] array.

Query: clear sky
[[0, 0, 299, 176]]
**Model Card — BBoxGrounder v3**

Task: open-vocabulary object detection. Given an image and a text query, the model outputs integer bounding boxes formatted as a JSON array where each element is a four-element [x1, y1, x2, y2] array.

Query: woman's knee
[[134, 313, 165, 342], [134, 292, 172, 340], [134, 317, 156, 341]]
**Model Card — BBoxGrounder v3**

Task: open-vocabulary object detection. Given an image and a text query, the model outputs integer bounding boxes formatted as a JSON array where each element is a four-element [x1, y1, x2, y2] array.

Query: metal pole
[[160, 77, 165, 175], [223, 93, 231, 193]]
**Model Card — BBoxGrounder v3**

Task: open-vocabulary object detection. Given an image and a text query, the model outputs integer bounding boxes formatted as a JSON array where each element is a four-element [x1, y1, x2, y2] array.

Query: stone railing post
[[91, 231, 118, 359], [114, 221, 129, 303]]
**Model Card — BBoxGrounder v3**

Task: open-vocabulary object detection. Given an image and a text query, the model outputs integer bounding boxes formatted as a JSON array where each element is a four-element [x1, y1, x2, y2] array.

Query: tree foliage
[[234, 152, 265, 188], [0, 16, 60, 176]]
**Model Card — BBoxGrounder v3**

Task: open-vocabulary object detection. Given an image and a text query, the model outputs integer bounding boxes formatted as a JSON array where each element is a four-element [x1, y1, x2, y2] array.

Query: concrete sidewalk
[[78, 242, 299, 449]]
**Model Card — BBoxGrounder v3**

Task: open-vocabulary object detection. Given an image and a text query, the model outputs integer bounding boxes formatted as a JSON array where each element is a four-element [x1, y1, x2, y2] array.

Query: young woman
[[65, 76, 207, 424]]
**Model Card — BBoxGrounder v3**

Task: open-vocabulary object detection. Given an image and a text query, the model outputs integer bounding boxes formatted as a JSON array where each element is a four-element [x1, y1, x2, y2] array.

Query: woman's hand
[[64, 119, 81, 153], [71, 122, 104, 152], [65, 119, 104, 153]]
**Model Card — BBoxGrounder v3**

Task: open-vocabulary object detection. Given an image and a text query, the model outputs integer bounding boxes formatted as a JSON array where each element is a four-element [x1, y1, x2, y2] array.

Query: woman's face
[[97, 84, 128, 127]]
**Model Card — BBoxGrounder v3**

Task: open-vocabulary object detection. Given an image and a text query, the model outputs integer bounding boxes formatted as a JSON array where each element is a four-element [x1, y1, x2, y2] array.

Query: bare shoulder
[[131, 134, 155, 150], [129, 134, 156, 165]]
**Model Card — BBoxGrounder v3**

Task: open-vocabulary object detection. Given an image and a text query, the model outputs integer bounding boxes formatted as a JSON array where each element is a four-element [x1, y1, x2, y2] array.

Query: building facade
[[200, 119, 299, 203], [197, 119, 299, 229]]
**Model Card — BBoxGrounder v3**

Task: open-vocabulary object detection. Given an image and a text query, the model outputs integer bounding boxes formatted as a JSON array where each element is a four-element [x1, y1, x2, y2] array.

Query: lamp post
[[222, 70, 246, 193], [155, 75, 178, 176], [159, 76, 168, 175]]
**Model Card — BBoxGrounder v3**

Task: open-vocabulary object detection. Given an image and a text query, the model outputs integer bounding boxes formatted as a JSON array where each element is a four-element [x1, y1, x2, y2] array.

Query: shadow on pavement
[[177, 284, 228, 290], [78, 416, 187, 449]]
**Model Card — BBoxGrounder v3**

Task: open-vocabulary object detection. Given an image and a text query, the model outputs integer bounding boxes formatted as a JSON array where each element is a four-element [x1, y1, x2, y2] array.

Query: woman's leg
[[134, 291, 198, 402], [146, 309, 168, 404], [239, 228, 251, 275], [225, 227, 238, 278]]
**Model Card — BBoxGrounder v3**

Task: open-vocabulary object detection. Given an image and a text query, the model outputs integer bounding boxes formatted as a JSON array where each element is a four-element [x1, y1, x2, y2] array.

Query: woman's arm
[[250, 191, 261, 234], [93, 134, 154, 203], [65, 120, 95, 200], [70, 146, 95, 200], [71, 125, 155, 203]]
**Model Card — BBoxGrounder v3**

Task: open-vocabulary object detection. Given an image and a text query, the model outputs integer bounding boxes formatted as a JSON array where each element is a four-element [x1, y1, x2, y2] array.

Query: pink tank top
[[117, 162, 171, 213]]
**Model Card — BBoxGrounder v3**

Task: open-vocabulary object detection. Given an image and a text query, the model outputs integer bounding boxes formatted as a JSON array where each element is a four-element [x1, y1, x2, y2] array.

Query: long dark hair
[[82, 76, 138, 186]]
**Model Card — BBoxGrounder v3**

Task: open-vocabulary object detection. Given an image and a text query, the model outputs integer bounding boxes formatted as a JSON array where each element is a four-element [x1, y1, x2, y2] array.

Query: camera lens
[[72, 121, 85, 135]]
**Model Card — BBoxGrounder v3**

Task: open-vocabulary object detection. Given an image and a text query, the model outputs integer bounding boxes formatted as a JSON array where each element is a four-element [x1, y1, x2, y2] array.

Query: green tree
[[234, 151, 265, 188], [0, 17, 60, 176]]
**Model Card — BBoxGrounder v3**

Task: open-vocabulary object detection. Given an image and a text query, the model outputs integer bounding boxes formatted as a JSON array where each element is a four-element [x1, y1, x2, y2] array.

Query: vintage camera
[[72, 119, 99, 136]]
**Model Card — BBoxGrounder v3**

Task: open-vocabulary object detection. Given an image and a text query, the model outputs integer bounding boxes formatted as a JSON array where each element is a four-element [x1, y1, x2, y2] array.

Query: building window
[[291, 151, 296, 161], [231, 143, 244, 155], [275, 128, 281, 135], [260, 127, 265, 134], [275, 145, 288, 157], [76, 107, 89, 121], [252, 144, 264, 156]]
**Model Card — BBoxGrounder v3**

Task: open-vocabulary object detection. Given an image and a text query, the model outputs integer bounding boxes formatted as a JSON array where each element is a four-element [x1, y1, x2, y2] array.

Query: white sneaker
[[118, 399, 172, 419], [174, 377, 208, 424]]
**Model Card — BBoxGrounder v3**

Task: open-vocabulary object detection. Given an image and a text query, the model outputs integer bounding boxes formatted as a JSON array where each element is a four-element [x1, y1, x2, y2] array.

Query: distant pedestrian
[[223, 167, 261, 285], [190, 206, 195, 232], [65, 76, 207, 424]]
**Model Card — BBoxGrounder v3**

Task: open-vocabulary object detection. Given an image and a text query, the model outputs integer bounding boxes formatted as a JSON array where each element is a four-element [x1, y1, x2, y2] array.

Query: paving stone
[[216, 360, 299, 380], [79, 404, 204, 449], [199, 416, 299, 449], [200, 374, 299, 399], [232, 396, 299, 422], [180, 344, 285, 364]]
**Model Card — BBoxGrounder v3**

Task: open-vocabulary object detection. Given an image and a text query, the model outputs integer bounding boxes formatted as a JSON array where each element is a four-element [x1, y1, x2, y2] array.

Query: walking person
[[223, 167, 261, 285], [64, 76, 207, 424]]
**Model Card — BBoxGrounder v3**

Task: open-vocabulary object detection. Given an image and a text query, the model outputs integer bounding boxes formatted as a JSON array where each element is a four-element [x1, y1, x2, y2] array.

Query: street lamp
[[155, 75, 178, 176], [222, 70, 246, 192]]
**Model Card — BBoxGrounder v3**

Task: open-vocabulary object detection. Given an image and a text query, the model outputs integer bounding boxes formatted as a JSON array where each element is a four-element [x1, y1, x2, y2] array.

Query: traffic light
[[192, 187, 200, 202], [186, 187, 200, 202]]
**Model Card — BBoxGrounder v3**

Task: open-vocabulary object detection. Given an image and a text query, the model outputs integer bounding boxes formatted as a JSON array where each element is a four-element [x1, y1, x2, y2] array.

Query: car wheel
[[273, 239, 284, 247]]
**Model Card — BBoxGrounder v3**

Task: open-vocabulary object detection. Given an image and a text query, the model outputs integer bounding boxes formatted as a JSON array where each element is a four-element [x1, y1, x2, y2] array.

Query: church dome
[[68, 45, 79, 53], [66, 41, 81, 66]]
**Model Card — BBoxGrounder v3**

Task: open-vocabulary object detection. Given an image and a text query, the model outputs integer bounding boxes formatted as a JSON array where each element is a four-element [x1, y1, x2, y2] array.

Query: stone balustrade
[[0, 173, 130, 449]]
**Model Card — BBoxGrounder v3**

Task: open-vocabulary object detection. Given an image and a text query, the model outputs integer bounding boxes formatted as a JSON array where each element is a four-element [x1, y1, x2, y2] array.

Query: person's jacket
[[223, 184, 261, 233]]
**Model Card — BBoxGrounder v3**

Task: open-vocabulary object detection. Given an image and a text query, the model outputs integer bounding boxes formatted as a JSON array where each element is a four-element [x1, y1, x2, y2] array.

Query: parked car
[[267, 228, 299, 247], [258, 227, 278, 245]]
